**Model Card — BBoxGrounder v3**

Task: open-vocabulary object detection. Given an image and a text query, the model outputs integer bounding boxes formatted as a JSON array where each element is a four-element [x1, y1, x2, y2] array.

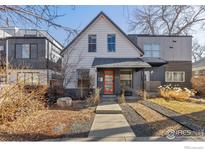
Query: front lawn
[[0, 108, 95, 141], [149, 98, 205, 126]]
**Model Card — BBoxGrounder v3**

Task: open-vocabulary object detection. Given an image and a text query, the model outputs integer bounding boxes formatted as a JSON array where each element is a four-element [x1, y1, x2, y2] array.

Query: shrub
[[118, 89, 126, 104], [0, 84, 47, 124], [136, 90, 149, 100], [191, 76, 205, 96], [86, 88, 101, 106], [158, 85, 195, 101]]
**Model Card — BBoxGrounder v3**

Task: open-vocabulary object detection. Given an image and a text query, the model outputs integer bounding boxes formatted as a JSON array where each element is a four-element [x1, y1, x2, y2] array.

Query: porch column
[[142, 68, 146, 100]]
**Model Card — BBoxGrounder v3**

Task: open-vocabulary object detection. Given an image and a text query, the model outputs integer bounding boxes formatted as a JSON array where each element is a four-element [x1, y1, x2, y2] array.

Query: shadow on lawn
[[1, 104, 205, 141]]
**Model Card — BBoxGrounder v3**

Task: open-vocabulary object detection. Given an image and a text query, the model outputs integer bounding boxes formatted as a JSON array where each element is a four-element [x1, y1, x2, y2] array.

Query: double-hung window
[[107, 34, 116, 52], [88, 35, 96, 52], [165, 71, 185, 82], [144, 43, 160, 57]]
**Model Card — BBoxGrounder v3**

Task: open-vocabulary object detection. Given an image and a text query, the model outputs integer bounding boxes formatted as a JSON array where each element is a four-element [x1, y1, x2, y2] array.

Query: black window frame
[[107, 34, 116, 52], [88, 35, 97, 52], [30, 43, 38, 59], [15, 43, 38, 59]]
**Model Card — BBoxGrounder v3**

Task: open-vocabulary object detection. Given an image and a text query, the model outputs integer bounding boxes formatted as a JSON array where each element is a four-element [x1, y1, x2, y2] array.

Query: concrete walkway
[[88, 100, 136, 141]]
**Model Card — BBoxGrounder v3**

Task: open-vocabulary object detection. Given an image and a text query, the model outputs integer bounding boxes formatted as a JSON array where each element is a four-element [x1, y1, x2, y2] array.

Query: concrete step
[[101, 95, 117, 102], [96, 101, 122, 114]]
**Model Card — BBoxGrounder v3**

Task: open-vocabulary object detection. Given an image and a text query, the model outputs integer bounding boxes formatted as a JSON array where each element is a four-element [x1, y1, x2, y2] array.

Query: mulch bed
[[123, 101, 189, 137], [142, 100, 205, 131], [120, 103, 154, 137], [0, 106, 95, 141]]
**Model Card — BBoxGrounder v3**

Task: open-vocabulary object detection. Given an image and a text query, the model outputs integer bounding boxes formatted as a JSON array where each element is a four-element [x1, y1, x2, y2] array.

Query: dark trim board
[[128, 34, 192, 37]]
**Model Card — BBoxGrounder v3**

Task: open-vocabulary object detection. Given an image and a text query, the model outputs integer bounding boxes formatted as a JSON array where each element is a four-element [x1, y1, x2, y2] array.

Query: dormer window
[[107, 34, 116, 52]]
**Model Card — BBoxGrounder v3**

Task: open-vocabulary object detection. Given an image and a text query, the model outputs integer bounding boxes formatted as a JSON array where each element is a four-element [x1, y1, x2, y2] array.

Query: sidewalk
[[88, 100, 136, 141]]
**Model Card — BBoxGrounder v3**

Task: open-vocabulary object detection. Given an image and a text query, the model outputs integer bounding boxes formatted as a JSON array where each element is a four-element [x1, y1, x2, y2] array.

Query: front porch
[[97, 68, 143, 96], [92, 57, 167, 97]]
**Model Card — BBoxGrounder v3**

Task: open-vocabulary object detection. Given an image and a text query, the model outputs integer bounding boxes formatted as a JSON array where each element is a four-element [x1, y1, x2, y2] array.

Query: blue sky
[[43, 6, 137, 45], [21, 5, 204, 46]]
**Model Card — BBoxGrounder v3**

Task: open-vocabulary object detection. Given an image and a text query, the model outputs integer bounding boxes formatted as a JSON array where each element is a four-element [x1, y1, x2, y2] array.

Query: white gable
[[64, 14, 141, 56], [63, 14, 142, 88]]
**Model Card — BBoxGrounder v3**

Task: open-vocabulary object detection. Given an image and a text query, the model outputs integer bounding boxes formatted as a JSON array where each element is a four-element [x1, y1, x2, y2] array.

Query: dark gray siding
[[146, 61, 192, 88], [7, 38, 47, 69], [164, 61, 192, 88], [0, 40, 6, 66], [5, 37, 62, 72], [145, 66, 165, 81]]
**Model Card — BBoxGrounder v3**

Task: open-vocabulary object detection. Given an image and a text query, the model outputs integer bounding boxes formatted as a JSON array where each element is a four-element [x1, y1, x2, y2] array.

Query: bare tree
[[129, 6, 205, 35], [192, 40, 205, 62], [0, 5, 77, 40]]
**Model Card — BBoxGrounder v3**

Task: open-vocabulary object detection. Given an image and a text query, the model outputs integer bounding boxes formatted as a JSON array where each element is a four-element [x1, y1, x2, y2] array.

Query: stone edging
[[141, 101, 205, 132]]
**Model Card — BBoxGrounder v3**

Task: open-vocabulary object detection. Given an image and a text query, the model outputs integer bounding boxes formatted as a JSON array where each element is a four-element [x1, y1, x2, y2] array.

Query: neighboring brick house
[[61, 12, 192, 99], [0, 27, 63, 86]]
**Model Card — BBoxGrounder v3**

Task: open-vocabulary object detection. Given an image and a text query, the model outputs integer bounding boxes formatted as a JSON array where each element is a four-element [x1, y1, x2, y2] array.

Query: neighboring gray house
[[192, 57, 205, 76], [62, 12, 192, 98], [0, 27, 63, 85]]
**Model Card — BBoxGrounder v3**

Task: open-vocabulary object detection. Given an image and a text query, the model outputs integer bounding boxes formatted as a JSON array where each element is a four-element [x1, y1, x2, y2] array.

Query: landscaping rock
[[57, 97, 72, 108]]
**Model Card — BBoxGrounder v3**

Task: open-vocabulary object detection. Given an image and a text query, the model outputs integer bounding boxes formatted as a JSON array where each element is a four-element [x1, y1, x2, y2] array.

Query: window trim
[[88, 35, 97, 52], [143, 43, 160, 58], [165, 71, 185, 82], [107, 34, 116, 52], [15, 43, 38, 59]]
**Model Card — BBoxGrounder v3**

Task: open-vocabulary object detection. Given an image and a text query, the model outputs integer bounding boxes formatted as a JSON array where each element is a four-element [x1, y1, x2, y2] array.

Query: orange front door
[[104, 70, 114, 94]]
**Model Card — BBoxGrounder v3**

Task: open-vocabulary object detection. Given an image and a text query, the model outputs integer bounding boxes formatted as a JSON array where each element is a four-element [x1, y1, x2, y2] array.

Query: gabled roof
[[61, 11, 144, 55]]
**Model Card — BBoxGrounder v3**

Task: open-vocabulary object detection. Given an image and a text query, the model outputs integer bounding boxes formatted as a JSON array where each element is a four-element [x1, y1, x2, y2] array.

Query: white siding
[[63, 14, 141, 89]]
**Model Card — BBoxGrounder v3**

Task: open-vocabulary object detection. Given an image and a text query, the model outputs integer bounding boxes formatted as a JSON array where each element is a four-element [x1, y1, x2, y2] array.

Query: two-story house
[[61, 12, 192, 99], [0, 27, 63, 86]]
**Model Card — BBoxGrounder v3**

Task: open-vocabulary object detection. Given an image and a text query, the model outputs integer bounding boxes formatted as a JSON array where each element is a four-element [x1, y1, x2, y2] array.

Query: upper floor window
[[144, 43, 160, 57], [107, 34, 116, 52], [88, 35, 96, 52], [165, 71, 185, 82], [15, 44, 38, 59], [0, 45, 4, 51]]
